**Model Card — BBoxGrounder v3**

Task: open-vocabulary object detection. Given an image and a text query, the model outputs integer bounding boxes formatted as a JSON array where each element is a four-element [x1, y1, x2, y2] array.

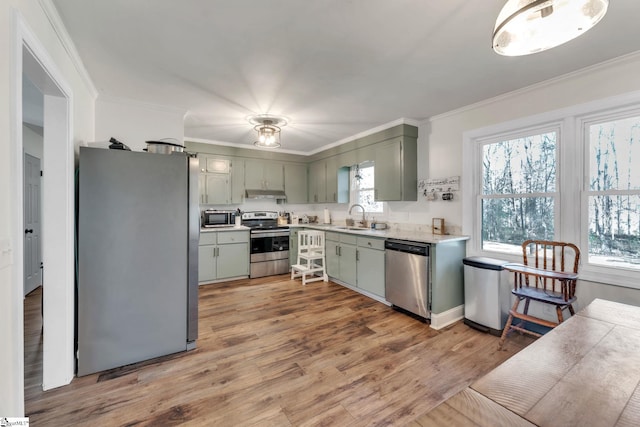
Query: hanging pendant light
[[493, 0, 609, 56], [248, 115, 288, 149]]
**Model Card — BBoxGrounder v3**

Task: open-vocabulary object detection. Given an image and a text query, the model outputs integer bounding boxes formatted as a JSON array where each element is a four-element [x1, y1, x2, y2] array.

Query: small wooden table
[[418, 299, 640, 426]]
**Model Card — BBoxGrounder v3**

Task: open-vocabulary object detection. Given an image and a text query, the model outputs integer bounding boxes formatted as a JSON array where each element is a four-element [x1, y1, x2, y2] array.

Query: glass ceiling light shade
[[248, 115, 288, 149], [493, 0, 609, 56], [255, 120, 281, 148]]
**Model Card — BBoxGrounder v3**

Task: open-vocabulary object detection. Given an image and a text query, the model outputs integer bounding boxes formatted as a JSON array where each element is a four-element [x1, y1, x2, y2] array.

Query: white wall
[[23, 123, 43, 159], [95, 96, 186, 152], [1, 0, 95, 416]]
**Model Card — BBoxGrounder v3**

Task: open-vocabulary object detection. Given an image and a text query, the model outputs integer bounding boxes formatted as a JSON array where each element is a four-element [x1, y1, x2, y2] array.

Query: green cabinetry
[[308, 158, 349, 204], [325, 232, 357, 285], [374, 137, 417, 201], [308, 160, 327, 203], [289, 227, 301, 267], [355, 236, 385, 297], [430, 239, 466, 316], [245, 159, 284, 191], [198, 156, 231, 205], [198, 155, 245, 205], [284, 163, 308, 204], [198, 230, 249, 283]]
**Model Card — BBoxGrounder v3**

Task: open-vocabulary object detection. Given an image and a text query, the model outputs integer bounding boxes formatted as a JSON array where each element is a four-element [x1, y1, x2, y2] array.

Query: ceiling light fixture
[[492, 0, 609, 56], [248, 115, 288, 149]]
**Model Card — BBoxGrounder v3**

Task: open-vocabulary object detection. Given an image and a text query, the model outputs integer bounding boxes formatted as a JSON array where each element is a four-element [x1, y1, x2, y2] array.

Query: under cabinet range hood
[[245, 189, 287, 200]]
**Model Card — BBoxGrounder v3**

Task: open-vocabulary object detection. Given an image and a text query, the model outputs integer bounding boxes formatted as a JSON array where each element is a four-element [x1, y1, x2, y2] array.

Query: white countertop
[[289, 224, 469, 244], [200, 226, 250, 232]]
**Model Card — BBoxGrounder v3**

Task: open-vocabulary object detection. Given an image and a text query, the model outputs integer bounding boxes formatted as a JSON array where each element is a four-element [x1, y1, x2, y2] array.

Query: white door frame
[[9, 9, 75, 414]]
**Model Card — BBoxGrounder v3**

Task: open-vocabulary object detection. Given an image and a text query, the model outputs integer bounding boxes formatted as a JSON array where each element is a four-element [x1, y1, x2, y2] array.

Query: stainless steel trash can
[[463, 256, 511, 335]]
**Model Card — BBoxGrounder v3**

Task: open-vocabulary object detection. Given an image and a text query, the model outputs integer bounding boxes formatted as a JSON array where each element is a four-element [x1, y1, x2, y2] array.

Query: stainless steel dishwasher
[[385, 239, 431, 320]]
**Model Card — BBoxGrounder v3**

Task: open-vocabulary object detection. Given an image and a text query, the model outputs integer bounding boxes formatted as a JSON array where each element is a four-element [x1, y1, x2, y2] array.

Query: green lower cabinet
[[356, 246, 385, 297], [198, 245, 217, 283], [217, 242, 249, 279], [289, 228, 300, 266], [198, 231, 249, 283], [326, 233, 385, 299], [339, 244, 357, 285], [325, 237, 356, 286]]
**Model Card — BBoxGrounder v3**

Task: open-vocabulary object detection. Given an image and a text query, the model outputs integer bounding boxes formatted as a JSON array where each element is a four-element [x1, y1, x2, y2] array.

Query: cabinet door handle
[[335, 246, 338, 256], [356, 249, 359, 261], [338, 246, 341, 256]]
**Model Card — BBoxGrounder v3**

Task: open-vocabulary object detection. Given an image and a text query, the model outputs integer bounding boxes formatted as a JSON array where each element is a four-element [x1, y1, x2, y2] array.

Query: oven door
[[249, 230, 290, 277], [251, 230, 289, 262]]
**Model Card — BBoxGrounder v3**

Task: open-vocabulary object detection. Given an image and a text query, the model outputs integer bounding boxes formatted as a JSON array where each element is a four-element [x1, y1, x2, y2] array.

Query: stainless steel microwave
[[202, 210, 236, 228]]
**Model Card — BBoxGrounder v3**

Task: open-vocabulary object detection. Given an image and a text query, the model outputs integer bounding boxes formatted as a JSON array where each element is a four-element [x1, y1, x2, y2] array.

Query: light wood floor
[[24, 276, 533, 426]]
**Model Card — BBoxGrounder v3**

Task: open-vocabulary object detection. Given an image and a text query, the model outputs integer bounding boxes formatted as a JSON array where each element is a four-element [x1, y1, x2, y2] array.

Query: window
[[480, 129, 558, 254], [464, 96, 640, 288], [585, 114, 640, 271], [351, 162, 383, 213]]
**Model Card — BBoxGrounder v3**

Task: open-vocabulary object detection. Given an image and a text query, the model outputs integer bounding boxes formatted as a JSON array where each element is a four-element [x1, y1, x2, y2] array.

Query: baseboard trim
[[430, 305, 464, 330]]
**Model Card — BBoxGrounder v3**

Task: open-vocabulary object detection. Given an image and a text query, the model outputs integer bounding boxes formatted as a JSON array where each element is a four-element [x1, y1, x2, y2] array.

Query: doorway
[[23, 75, 44, 297], [10, 13, 76, 415]]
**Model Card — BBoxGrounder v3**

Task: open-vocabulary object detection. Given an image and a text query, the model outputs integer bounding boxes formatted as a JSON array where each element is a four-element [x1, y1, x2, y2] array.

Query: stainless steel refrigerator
[[77, 147, 199, 376]]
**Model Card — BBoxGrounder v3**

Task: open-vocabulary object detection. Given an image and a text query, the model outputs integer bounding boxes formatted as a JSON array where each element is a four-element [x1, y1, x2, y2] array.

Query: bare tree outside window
[[481, 131, 557, 253], [351, 162, 382, 213], [587, 116, 640, 269]]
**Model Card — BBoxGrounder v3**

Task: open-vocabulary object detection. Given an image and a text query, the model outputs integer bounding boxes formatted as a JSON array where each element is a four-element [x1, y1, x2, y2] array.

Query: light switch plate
[[0, 238, 13, 270]]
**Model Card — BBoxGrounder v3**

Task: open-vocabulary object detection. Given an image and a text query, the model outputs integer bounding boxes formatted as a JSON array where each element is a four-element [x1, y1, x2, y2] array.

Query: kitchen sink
[[334, 226, 369, 231]]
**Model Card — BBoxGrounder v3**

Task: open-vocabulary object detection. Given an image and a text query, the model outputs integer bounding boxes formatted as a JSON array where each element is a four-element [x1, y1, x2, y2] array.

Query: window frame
[[350, 162, 384, 214], [462, 92, 640, 289], [476, 123, 562, 256], [579, 107, 640, 284]]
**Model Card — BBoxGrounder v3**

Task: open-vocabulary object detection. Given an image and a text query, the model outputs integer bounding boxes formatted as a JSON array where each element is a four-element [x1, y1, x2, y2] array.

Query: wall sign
[[418, 176, 460, 201]]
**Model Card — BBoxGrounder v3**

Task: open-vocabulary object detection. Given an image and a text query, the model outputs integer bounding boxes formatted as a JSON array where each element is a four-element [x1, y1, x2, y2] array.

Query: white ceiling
[[52, 0, 640, 154]]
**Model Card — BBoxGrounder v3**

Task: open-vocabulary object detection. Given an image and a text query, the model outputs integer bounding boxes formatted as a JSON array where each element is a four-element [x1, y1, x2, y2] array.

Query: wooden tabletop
[[417, 299, 640, 426]]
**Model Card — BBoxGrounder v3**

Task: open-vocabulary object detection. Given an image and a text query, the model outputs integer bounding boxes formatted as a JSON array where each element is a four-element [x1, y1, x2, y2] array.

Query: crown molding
[[187, 117, 421, 157], [185, 137, 309, 156], [306, 117, 421, 155], [38, 0, 98, 99], [430, 50, 640, 122]]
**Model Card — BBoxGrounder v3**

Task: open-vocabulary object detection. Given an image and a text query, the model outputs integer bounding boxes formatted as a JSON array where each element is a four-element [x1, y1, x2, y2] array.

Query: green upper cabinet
[[325, 157, 338, 203], [230, 158, 245, 204], [198, 155, 231, 205], [374, 137, 417, 201], [201, 157, 230, 174], [245, 159, 284, 191], [204, 173, 230, 204], [308, 160, 327, 203], [284, 163, 308, 204], [308, 157, 349, 204]]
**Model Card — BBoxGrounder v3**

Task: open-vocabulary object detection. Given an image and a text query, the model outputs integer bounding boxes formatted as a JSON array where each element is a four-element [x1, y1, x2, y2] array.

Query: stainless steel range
[[242, 211, 290, 278]]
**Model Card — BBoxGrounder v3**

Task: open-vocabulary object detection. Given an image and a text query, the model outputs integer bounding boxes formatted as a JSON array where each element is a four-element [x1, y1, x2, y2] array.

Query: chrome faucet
[[348, 204, 366, 227]]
